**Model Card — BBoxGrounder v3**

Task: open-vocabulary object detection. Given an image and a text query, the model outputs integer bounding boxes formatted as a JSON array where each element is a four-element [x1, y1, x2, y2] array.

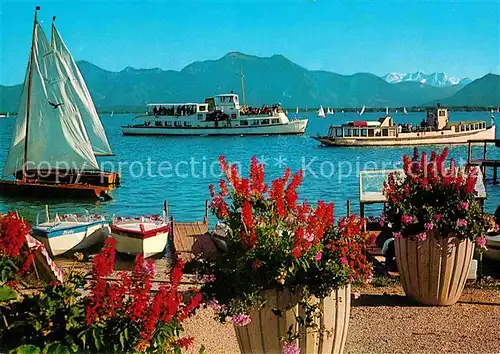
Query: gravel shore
[[183, 284, 500, 354]]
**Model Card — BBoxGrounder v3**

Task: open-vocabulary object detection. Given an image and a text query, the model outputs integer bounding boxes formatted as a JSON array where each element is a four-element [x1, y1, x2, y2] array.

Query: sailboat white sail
[[403, 106, 408, 115], [359, 105, 366, 116], [386, 107, 389, 116], [317, 105, 326, 118], [296, 107, 299, 114], [327, 107, 333, 115], [3, 20, 99, 178], [51, 22, 113, 156]]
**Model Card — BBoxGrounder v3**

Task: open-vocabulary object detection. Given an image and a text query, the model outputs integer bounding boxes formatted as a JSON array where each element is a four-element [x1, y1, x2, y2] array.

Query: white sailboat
[[403, 106, 408, 115], [51, 18, 113, 156], [386, 107, 389, 116], [317, 105, 326, 118], [359, 105, 366, 116], [296, 107, 299, 114], [327, 107, 334, 115], [0, 7, 117, 200]]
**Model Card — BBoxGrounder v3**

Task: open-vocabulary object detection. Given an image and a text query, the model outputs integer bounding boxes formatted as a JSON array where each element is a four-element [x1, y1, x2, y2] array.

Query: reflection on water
[[0, 111, 499, 223]]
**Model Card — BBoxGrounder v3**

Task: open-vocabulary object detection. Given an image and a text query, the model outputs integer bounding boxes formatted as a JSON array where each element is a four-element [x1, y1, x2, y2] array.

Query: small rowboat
[[32, 211, 109, 257], [110, 216, 170, 258]]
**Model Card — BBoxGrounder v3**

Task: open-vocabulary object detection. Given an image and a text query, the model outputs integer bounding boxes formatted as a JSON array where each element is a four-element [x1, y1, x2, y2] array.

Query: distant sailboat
[[359, 105, 366, 116], [285, 109, 289, 115], [296, 107, 299, 114], [111, 111, 114, 117], [327, 107, 334, 115], [386, 107, 389, 116], [317, 105, 326, 118], [403, 106, 408, 115]]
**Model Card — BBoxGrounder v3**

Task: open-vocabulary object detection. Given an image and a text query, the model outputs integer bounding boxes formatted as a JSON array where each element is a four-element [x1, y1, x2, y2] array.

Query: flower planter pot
[[234, 285, 350, 354], [394, 234, 474, 306]]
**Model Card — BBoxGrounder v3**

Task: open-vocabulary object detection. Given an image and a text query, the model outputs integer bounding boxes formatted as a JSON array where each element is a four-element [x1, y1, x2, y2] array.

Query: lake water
[[0, 111, 499, 223]]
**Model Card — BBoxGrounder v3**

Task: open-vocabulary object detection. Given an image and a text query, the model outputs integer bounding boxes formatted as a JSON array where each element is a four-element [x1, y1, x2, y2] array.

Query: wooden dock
[[468, 139, 500, 183]]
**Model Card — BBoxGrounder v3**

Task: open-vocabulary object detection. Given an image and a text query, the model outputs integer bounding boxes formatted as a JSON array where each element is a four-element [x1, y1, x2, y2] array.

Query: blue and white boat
[[32, 211, 110, 256]]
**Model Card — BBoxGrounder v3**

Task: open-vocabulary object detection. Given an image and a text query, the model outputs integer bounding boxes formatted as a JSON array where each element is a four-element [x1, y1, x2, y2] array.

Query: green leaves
[[0, 285, 17, 302]]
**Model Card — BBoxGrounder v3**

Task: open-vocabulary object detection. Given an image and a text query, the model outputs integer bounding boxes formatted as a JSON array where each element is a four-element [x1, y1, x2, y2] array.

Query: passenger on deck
[[153, 106, 158, 116]]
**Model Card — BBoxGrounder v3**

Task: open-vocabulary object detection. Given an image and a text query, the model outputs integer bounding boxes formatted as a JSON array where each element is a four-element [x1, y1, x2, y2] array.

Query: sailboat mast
[[240, 67, 246, 109], [23, 6, 40, 181], [51, 16, 56, 47]]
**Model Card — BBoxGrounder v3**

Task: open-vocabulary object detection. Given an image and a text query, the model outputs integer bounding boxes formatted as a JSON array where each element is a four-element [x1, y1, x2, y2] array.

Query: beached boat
[[110, 216, 170, 258], [32, 211, 109, 257], [0, 8, 118, 200], [314, 105, 496, 147], [122, 93, 308, 136], [317, 105, 326, 118]]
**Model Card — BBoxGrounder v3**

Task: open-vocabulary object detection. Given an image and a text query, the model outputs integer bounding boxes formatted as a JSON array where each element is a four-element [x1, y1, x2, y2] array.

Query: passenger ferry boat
[[314, 105, 495, 147], [121, 93, 308, 136]]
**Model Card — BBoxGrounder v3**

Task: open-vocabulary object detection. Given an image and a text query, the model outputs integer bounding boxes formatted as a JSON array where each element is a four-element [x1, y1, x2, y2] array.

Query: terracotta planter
[[394, 233, 474, 306], [234, 285, 350, 354]]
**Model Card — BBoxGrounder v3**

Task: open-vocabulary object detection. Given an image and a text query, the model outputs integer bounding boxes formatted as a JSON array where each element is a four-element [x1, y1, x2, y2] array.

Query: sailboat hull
[[15, 170, 120, 187], [0, 180, 112, 200]]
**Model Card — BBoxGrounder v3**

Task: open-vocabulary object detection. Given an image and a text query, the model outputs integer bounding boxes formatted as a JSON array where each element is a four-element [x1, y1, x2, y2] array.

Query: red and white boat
[[110, 216, 170, 258]]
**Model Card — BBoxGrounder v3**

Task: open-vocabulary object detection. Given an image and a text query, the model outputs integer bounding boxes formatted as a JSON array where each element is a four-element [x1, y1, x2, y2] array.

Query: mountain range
[[381, 72, 472, 87], [0, 52, 498, 112]]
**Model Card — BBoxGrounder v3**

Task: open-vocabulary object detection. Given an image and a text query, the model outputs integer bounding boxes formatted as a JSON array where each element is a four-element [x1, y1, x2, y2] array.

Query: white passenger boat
[[314, 105, 495, 147], [110, 216, 170, 258], [121, 93, 307, 136], [32, 211, 109, 257]]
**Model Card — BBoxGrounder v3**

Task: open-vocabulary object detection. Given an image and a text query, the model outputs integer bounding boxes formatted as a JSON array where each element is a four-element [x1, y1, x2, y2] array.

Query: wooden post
[[163, 200, 169, 221], [170, 216, 175, 242], [204, 200, 209, 224], [467, 141, 472, 165], [346, 200, 351, 216], [45, 205, 49, 223]]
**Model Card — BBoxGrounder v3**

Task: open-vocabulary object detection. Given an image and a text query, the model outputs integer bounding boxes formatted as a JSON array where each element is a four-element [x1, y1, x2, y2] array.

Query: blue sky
[[0, 0, 499, 86]]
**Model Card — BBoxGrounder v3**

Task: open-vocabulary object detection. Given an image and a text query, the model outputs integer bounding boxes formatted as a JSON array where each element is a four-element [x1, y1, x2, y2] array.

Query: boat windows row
[[149, 118, 281, 127]]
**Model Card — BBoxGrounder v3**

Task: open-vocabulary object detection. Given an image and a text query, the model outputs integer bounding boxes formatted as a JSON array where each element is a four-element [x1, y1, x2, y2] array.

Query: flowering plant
[[0, 214, 203, 353], [198, 157, 373, 346], [383, 147, 494, 248]]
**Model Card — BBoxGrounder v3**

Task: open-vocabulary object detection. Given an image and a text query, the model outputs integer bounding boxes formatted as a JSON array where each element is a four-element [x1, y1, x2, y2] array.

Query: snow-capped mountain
[[382, 71, 472, 87]]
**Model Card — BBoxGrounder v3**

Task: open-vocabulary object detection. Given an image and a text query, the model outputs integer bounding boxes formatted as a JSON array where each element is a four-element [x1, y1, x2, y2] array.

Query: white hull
[[122, 120, 308, 136], [34, 222, 109, 256], [113, 231, 169, 258], [317, 126, 495, 147]]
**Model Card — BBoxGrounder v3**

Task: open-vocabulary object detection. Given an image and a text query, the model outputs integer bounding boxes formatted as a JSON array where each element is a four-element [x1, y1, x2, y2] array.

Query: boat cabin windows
[[466, 125, 470, 131], [336, 128, 343, 137], [382, 129, 389, 137], [174, 121, 182, 127], [361, 129, 367, 137], [231, 114, 237, 119], [262, 119, 270, 125], [198, 114, 204, 120], [368, 129, 375, 137], [353, 129, 359, 137], [272, 119, 279, 124], [344, 129, 352, 137], [164, 121, 172, 127], [184, 121, 192, 127], [251, 120, 259, 126], [155, 121, 162, 127], [240, 120, 249, 126]]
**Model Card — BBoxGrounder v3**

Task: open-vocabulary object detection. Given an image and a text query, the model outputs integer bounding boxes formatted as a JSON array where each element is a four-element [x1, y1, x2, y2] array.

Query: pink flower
[[232, 314, 252, 327], [415, 232, 427, 241], [315, 251, 322, 261], [202, 274, 216, 283], [459, 201, 469, 211], [393, 231, 402, 239], [476, 237, 487, 249], [353, 292, 361, 299], [303, 232, 314, 242], [340, 257, 348, 265], [282, 342, 300, 354], [456, 219, 468, 228], [424, 222, 434, 231], [402, 215, 414, 225], [143, 260, 156, 277], [434, 214, 442, 221], [208, 299, 223, 313]]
